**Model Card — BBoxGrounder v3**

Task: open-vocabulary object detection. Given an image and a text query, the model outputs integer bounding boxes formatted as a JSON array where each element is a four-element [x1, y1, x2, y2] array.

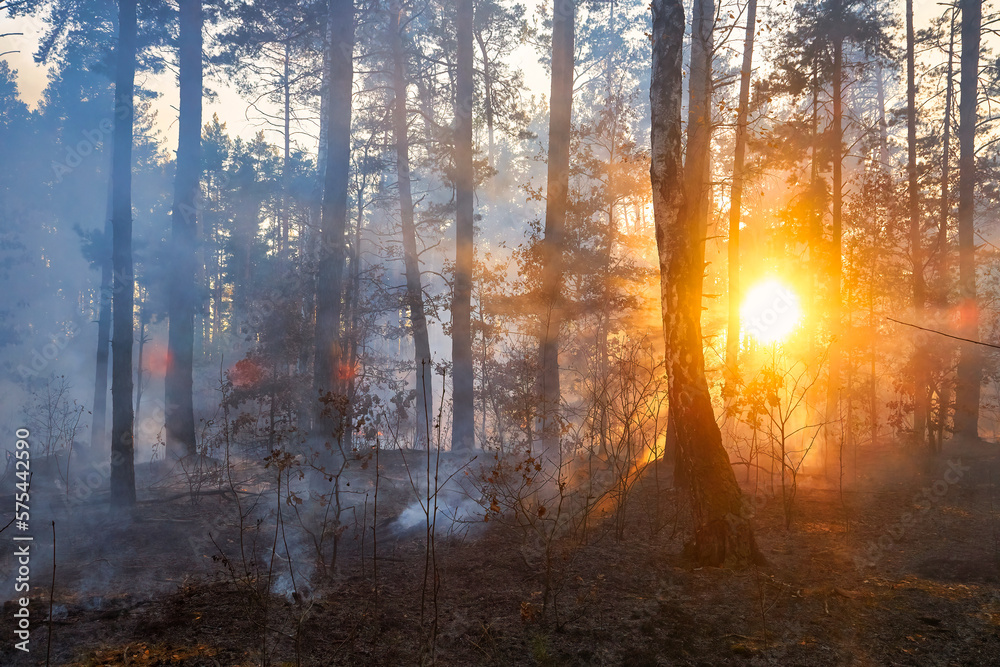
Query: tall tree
[[91, 182, 112, 455], [679, 0, 715, 491], [452, 0, 475, 451], [473, 0, 526, 172], [313, 0, 355, 436], [213, 0, 325, 258], [954, 0, 982, 439], [110, 0, 138, 506], [906, 0, 929, 446], [389, 0, 433, 447], [685, 0, 714, 308], [650, 0, 758, 565], [824, 0, 846, 444], [537, 0, 574, 457], [928, 5, 958, 451], [938, 5, 957, 280], [165, 0, 203, 460], [773, 0, 890, 425], [725, 0, 757, 375]]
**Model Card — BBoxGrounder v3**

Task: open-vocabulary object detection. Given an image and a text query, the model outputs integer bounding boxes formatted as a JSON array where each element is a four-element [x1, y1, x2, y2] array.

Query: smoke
[[379, 452, 487, 541], [392, 480, 486, 538]]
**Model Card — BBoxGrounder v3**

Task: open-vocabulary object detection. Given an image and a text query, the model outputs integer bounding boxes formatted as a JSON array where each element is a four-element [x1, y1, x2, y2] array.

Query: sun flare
[[741, 279, 803, 345]]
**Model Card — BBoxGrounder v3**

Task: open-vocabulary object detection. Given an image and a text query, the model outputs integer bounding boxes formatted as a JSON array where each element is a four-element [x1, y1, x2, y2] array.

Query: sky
[[0, 11, 270, 147], [0, 2, 552, 154], [0, 1, 948, 154]]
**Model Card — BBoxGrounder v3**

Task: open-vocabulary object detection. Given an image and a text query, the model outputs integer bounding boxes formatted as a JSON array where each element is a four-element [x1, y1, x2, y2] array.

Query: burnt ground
[[2, 440, 1000, 666]]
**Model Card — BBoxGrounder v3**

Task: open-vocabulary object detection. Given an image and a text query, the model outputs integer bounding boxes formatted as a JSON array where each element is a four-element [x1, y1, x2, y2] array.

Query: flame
[[144, 343, 171, 377]]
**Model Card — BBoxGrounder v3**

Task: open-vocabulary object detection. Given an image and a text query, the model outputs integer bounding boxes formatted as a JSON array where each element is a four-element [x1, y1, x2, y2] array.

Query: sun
[[741, 279, 803, 345]]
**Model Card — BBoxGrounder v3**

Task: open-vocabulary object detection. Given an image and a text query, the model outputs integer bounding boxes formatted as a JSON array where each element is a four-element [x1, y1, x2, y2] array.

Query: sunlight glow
[[741, 279, 803, 345]]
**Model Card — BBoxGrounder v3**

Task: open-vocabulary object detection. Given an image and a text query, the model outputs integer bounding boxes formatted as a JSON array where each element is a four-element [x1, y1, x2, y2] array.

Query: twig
[[887, 317, 1000, 350]]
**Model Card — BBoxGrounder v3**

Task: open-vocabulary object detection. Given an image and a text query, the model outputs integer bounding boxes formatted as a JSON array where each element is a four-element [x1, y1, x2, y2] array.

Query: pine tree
[[389, 0, 434, 448], [165, 0, 203, 460], [954, 0, 983, 439], [110, 0, 138, 507], [538, 0, 574, 457], [313, 0, 355, 437], [452, 0, 475, 452]]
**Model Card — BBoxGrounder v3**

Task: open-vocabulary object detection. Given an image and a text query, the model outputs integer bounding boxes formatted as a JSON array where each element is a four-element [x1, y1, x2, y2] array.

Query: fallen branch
[[137, 487, 258, 504]]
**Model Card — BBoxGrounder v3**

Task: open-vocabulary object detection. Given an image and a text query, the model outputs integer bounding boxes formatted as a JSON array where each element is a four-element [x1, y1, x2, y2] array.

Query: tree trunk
[[165, 0, 202, 460], [282, 41, 292, 258], [906, 0, 929, 447], [231, 195, 256, 328], [389, 0, 433, 448], [474, 26, 495, 171], [452, 0, 476, 452], [110, 0, 137, 507], [875, 64, 889, 167], [871, 63, 888, 443], [938, 5, 956, 279], [537, 0, 574, 458], [314, 12, 332, 226], [808, 59, 822, 360], [313, 0, 355, 437], [824, 34, 845, 461], [954, 0, 982, 439], [90, 180, 113, 456], [685, 0, 714, 308], [135, 305, 147, 446], [650, 0, 759, 566], [343, 189, 365, 452], [724, 0, 756, 377]]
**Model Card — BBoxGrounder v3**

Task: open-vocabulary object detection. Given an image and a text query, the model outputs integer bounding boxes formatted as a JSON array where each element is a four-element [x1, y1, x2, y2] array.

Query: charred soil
[[2, 442, 1000, 666]]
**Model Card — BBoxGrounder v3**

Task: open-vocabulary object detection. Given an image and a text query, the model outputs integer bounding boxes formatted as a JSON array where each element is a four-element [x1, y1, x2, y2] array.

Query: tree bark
[[110, 0, 137, 507], [650, 0, 759, 566], [824, 32, 845, 458], [808, 59, 822, 359], [875, 64, 889, 167], [933, 7, 958, 451], [685, 0, 714, 308], [389, 0, 433, 448], [938, 5, 956, 279], [954, 0, 982, 439], [90, 179, 112, 456], [725, 0, 756, 377], [343, 187, 366, 452], [452, 0, 476, 451], [165, 0, 202, 460], [906, 0, 929, 446], [474, 26, 495, 171], [280, 41, 292, 258], [313, 0, 355, 437], [537, 0, 574, 458]]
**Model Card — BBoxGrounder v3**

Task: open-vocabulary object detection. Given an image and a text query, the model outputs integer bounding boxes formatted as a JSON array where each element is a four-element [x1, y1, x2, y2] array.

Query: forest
[[2, 0, 1000, 664]]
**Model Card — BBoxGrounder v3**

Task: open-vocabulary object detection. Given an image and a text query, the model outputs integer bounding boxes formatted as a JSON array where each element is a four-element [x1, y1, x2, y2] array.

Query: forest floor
[[3, 438, 1000, 666]]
